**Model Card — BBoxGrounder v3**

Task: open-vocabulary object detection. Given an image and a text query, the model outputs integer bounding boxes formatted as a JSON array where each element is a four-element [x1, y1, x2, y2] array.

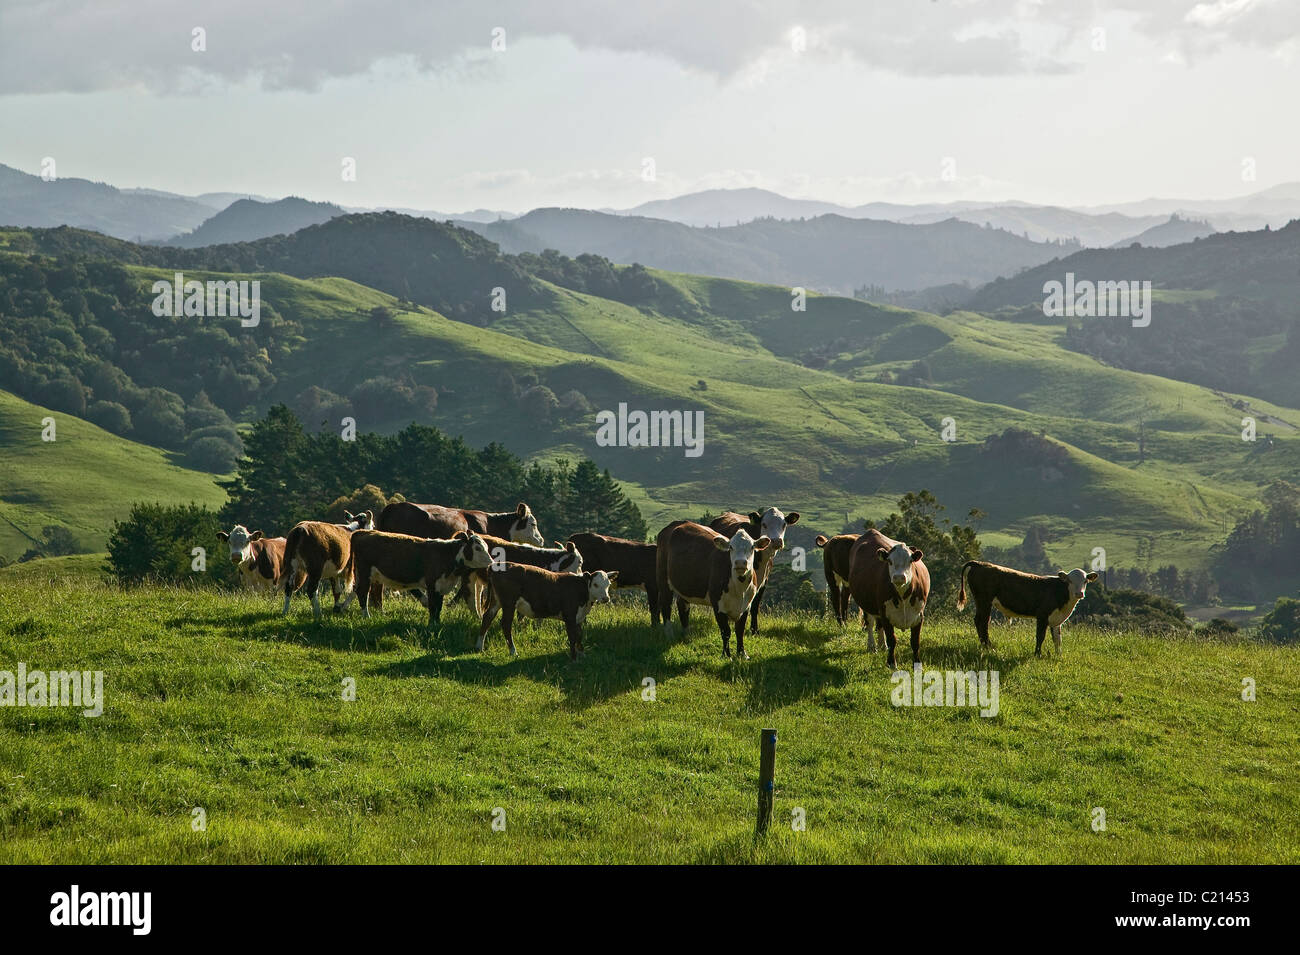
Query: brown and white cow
[[847, 528, 931, 669], [479, 563, 617, 660], [216, 525, 304, 594], [814, 533, 860, 625], [708, 508, 799, 634], [956, 560, 1098, 656], [281, 513, 373, 620], [656, 520, 771, 659], [349, 529, 495, 627], [470, 537, 583, 634], [567, 532, 659, 626]]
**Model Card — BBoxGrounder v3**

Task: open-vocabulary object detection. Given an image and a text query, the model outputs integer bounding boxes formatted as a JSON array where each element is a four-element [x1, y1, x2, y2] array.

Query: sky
[[1, 0, 1297, 213]]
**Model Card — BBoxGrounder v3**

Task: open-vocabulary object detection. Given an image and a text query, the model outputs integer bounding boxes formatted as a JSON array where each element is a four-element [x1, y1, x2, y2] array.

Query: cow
[[281, 514, 373, 620], [656, 520, 772, 659], [709, 508, 799, 634], [349, 529, 495, 626], [372, 500, 545, 607], [479, 563, 617, 660], [814, 533, 859, 625], [215, 525, 304, 594], [470, 537, 583, 635], [956, 561, 1099, 656], [847, 529, 930, 669], [566, 532, 659, 626]]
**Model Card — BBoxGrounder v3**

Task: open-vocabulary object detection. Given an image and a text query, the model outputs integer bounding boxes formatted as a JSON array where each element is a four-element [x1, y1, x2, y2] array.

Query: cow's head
[[714, 530, 772, 584], [877, 542, 924, 595], [457, 532, 494, 569], [510, 502, 545, 546], [1058, 569, 1099, 603], [585, 570, 618, 605], [342, 510, 375, 531], [749, 507, 799, 550], [550, 540, 583, 574], [216, 525, 262, 566]]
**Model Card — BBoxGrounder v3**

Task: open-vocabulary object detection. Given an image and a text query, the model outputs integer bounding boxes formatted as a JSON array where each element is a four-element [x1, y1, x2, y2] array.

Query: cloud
[[1, 0, 1297, 95]]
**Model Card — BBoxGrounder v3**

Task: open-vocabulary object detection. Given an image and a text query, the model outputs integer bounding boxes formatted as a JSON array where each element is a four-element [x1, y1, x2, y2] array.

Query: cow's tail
[[283, 526, 305, 584], [955, 560, 977, 612]]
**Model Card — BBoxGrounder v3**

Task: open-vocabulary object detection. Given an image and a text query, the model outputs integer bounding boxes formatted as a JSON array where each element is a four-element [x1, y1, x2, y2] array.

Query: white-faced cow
[[709, 508, 799, 634], [847, 529, 931, 669], [216, 526, 304, 595], [349, 529, 495, 627], [956, 560, 1098, 656], [566, 532, 659, 626], [470, 537, 583, 631], [281, 512, 374, 620], [479, 563, 617, 660], [814, 533, 860, 625], [656, 520, 771, 659]]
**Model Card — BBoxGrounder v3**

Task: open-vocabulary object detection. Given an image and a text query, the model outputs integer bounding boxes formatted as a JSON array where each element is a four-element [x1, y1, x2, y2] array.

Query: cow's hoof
[[739, 651, 750, 661]]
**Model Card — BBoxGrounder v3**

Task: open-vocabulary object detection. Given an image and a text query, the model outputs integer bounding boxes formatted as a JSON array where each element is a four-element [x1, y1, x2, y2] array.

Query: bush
[[1070, 586, 1191, 633], [188, 436, 241, 473], [87, 400, 132, 435], [105, 503, 240, 587], [1257, 597, 1300, 645], [40, 525, 82, 557]]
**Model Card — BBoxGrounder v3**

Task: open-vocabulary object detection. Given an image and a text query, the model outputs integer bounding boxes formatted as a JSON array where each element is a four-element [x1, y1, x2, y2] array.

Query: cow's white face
[[878, 542, 923, 595], [512, 505, 545, 546], [343, 510, 375, 531], [217, 525, 261, 565], [1060, 568, 1099, 602], [714, 530, 772, 583], [551, 542, 583, 574], [460, 533, 494, 569], [754, 507, 799, 550], [587, 570, 617, 604]]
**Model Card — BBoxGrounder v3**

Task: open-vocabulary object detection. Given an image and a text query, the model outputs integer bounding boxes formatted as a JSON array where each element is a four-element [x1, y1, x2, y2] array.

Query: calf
[[480, 564, 617, 660], [847, 529, 931, 669], [567, 532, 659, 626], [709, 508, 799, 634], [349, 530, 494, 626], [815, 533, 859, 625], [657, 520, 771, 659], [956, 561, 1098, 656], [216, 525, 304, 594], [470, 537, 583, 637], [282, 521, 366, 619]]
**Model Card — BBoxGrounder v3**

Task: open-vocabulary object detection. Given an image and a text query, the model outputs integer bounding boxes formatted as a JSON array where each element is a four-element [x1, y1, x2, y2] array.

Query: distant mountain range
[[164, 196, 344, 248]]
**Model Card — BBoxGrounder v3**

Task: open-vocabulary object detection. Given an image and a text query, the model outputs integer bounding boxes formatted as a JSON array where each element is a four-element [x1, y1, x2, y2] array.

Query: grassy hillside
[[0, 390, 224, 559], [0, 580, 1295, 863]]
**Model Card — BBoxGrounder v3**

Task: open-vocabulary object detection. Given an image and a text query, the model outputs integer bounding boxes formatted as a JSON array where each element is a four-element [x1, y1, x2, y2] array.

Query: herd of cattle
[[216, 501, 1099, 666]]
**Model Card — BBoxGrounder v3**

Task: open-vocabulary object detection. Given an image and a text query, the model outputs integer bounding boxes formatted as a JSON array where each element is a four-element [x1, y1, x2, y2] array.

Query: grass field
[[1, 575, 1295, 864]]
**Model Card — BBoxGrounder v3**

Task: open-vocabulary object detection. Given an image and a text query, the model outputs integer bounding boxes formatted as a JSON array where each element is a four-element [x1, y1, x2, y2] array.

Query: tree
[[874, 489, 981, 607], [1257, 597, 1300, 645]]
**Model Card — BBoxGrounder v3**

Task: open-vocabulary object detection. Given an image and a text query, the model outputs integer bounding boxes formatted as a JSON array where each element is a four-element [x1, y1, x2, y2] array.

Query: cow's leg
[[407, 588, 425, 607], [676, 597, 690, 633], [565, 617, 584, 661], [357, 568, 373, 619], [749, 585, 764, 633], [1051, 624, 1062, 657], [368, 580, 384, 612], [500, 604, 518, 657], [974, 602, 993, 648], [476, 591, 499, 651], [1034, 617, 1048, 656], [910, 623, 922, 666], [282, 574, 295, 616], [338, 577, 358, 611], [646, 581, 661, 628], [715, 611, 732, 658], [306, 576, 323, 621], [882, 622, 899, 670], [863, 612, 876, 651], [427, 590, 444, 626], [477, 595, 502, 641], [735, 614, 750, 661]]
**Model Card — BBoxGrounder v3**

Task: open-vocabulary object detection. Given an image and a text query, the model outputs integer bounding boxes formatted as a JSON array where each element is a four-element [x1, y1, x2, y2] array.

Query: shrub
[[105, 503, 240, 587], [1257, 597, 1300, 645], [87, 399, 132, 435]]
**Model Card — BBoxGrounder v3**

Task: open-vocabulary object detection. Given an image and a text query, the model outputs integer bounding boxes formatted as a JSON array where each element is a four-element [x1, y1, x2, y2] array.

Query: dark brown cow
[[956, 561, 1099, 656], [814, 533, 859, 625], [847, 528, 931, 669], [567, 532, 659, 626], [282, 520, 367, 619], [216, 525, 305, 594], [470, 537, 583, 636], [479, 564, 617, 660], [656, 520, 771, 659], [349, 530, 494, 626], [708, 508, 799, 634]]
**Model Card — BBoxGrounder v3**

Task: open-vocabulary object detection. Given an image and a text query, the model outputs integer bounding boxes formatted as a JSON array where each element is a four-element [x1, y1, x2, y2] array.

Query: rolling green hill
[[0, 390, 223, 558]]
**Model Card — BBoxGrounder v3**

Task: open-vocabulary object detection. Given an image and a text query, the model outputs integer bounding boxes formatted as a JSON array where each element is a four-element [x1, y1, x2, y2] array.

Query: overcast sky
[[1, 0, 1296, 212]]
